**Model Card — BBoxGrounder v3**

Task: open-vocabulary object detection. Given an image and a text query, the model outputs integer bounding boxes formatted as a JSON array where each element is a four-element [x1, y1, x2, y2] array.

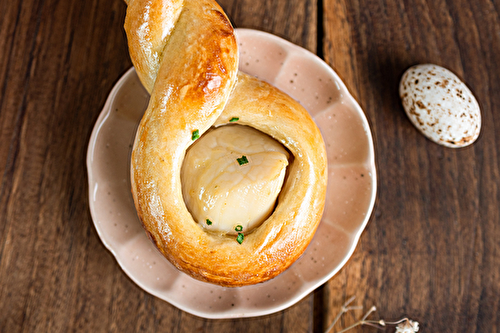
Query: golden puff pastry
[[125, 0, 327, 286]]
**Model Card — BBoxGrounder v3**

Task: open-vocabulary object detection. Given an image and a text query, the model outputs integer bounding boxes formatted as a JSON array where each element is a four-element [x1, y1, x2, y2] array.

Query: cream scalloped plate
[[87, 29, 376, 319]]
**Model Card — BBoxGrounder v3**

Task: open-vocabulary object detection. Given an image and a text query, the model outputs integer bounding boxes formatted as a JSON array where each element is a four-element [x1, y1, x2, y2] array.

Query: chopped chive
[[206, 219, 212, 225], [229, 117, 239, 122], [237, 155, 248, 165], [236, 233, 244, 244], [235, 225, 243, 232], [191, 129, 200, 141]]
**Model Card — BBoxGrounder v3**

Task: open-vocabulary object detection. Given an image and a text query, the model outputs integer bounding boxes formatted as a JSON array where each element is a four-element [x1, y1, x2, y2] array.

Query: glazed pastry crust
[[127, 0, 327, 286]]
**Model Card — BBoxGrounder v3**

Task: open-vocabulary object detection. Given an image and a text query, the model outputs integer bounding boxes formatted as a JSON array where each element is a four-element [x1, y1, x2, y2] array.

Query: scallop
[[399, 64, 481, 148]]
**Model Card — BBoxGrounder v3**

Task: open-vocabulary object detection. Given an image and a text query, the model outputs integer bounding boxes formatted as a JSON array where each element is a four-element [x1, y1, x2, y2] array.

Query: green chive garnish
[[237, 155, 248, 165], [206, 219, 212, 225], [236, 233, 244, 244], [229, 117, 239, 122], [235, 225, 243, 232], [191, 129, 200, 141]]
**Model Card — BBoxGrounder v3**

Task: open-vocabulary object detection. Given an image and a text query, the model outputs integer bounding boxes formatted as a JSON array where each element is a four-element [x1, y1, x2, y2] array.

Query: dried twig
[[324, 297, 419, 333]]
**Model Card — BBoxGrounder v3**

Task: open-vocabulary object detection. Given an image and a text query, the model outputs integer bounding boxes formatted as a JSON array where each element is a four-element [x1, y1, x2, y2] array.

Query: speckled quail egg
[[399, 64, 481, 148]]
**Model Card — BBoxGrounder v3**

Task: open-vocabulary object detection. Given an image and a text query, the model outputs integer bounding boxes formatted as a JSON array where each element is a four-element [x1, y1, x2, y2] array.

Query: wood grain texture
[[1, 0, 499, 332], [322, 0, 500, 332]]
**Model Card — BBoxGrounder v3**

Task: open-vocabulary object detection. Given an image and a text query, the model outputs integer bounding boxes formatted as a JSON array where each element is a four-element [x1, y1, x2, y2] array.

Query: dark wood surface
[[1, 0, 499, 331]]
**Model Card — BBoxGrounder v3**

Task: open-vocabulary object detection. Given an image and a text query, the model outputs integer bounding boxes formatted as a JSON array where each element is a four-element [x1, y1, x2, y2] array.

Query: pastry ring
[[126, 0, 327, 286]]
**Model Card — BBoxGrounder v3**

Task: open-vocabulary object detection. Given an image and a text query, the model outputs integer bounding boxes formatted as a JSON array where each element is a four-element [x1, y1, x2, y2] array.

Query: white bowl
[[87, 28, 377, 319]]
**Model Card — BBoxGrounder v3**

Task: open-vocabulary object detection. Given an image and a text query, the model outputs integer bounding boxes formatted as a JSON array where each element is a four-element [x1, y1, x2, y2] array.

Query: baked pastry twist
[[125, 0, 327, 286]]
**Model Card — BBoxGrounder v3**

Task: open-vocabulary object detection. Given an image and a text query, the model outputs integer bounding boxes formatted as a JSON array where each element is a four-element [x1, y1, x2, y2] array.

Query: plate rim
[[86, 28, 377, 319]]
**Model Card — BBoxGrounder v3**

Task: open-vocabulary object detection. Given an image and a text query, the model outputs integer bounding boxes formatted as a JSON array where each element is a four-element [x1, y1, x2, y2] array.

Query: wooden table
[[1, 0, 499, 332]]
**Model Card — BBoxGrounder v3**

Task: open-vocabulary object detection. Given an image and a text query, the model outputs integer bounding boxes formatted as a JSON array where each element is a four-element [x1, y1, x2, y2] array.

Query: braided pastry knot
[[125, 0, 327, 286]]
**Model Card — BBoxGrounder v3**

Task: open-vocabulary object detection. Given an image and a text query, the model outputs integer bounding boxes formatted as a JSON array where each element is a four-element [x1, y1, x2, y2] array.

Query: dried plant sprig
[[324, 296, 363, 333], [324, 297, 419, 333], [394, 319, 419, 333]]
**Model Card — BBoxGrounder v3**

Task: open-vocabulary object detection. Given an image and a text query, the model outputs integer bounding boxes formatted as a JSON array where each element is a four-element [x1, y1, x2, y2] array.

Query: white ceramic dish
[[87, 29, 377, 319]]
